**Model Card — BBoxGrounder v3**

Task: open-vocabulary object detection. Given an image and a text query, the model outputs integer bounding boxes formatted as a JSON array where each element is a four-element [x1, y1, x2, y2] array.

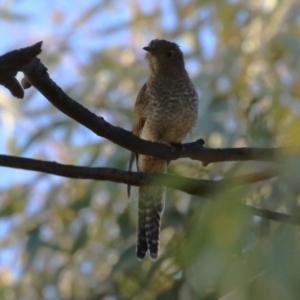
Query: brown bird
[[128, 39, 198, 260]]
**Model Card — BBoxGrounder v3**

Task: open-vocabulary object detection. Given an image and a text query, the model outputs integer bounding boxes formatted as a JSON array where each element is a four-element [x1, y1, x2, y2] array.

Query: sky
[[0, 1, 297, 296], [0, 0, 216, 187], [0, 0, 217, 280]]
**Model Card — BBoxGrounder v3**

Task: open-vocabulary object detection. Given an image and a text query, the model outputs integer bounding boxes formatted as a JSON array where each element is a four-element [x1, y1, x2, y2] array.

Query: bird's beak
[[143, 46, 153, 52]]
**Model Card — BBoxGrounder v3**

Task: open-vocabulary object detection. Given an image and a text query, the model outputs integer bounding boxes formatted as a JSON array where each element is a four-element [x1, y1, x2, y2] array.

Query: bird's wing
[[127, 83, 148, 198], [132, 83, 148, 137]]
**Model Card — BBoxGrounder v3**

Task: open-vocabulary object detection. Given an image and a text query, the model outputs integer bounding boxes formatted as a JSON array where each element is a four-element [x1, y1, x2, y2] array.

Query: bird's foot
[[170, 142, 185, 153]]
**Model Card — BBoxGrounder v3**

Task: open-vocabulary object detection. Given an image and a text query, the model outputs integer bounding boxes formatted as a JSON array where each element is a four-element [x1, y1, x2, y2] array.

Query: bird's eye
[[166, 50, 174, 58]]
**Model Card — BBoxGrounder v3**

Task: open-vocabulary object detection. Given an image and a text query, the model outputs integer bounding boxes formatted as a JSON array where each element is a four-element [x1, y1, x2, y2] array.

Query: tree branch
[[0, 42, 42, 98], [1, 154, 299, 225], [0, 154, 276, 195], [0, 42, 295, 164], [1, 43, 298, 164], [1, 44, 300, 226], [22, 58, 289, 164], [245, 207, 300, 226]]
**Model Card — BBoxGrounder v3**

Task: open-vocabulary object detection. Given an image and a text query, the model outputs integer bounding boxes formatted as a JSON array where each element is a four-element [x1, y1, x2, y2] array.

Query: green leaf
[[71, 222, 88, 253], [23, 227, 41, 274]]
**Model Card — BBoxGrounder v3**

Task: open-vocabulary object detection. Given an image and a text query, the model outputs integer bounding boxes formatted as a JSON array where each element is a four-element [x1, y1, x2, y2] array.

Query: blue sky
[[0, 0, 216, 186], [0, 0, 216, 280]]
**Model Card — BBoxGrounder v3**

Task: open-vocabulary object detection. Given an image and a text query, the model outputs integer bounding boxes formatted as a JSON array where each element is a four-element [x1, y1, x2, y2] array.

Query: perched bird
[[128, 39, 198, 260]]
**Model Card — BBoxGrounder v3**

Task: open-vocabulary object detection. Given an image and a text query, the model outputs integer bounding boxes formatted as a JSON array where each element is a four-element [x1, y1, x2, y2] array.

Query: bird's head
[[143, 39, 185, 73]]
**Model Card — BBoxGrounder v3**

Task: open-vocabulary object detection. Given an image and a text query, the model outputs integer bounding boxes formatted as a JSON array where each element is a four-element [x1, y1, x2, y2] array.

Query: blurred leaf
[[23, 227, 41, 273], [20, 120, 70, 153], [116, 211, 134, 239], [111, 245, 139, 273], [71, 222, 88, 253], [0, 9, 29, 21], [282, 118, 300, 146], [1, 1, 300, 299], [275, 34, 300, 65], [70, 196, 91, 212]]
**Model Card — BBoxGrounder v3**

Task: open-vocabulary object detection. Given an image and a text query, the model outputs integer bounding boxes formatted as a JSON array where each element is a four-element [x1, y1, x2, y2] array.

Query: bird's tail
[[136, 185, 165, 260]]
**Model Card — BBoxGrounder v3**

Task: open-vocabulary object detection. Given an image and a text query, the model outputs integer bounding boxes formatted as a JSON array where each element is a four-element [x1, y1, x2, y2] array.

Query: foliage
[[1, 1, 300, 299]]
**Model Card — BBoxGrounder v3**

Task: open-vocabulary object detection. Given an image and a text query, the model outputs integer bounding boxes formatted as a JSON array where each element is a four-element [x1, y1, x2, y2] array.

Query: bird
[[128, 39, 199, 260]]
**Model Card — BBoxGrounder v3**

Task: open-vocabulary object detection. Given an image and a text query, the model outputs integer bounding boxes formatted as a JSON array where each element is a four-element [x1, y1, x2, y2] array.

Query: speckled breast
[[145, 79, 198, 143]]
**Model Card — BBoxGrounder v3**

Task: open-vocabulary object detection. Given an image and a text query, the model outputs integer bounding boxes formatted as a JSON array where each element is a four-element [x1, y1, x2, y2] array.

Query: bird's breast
[[143, 87, 198, 143]]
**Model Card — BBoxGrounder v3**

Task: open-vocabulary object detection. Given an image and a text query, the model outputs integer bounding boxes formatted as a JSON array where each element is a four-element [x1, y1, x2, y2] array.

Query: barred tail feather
[[136, 200, 148, 260], [136, 186, 165, 260]]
